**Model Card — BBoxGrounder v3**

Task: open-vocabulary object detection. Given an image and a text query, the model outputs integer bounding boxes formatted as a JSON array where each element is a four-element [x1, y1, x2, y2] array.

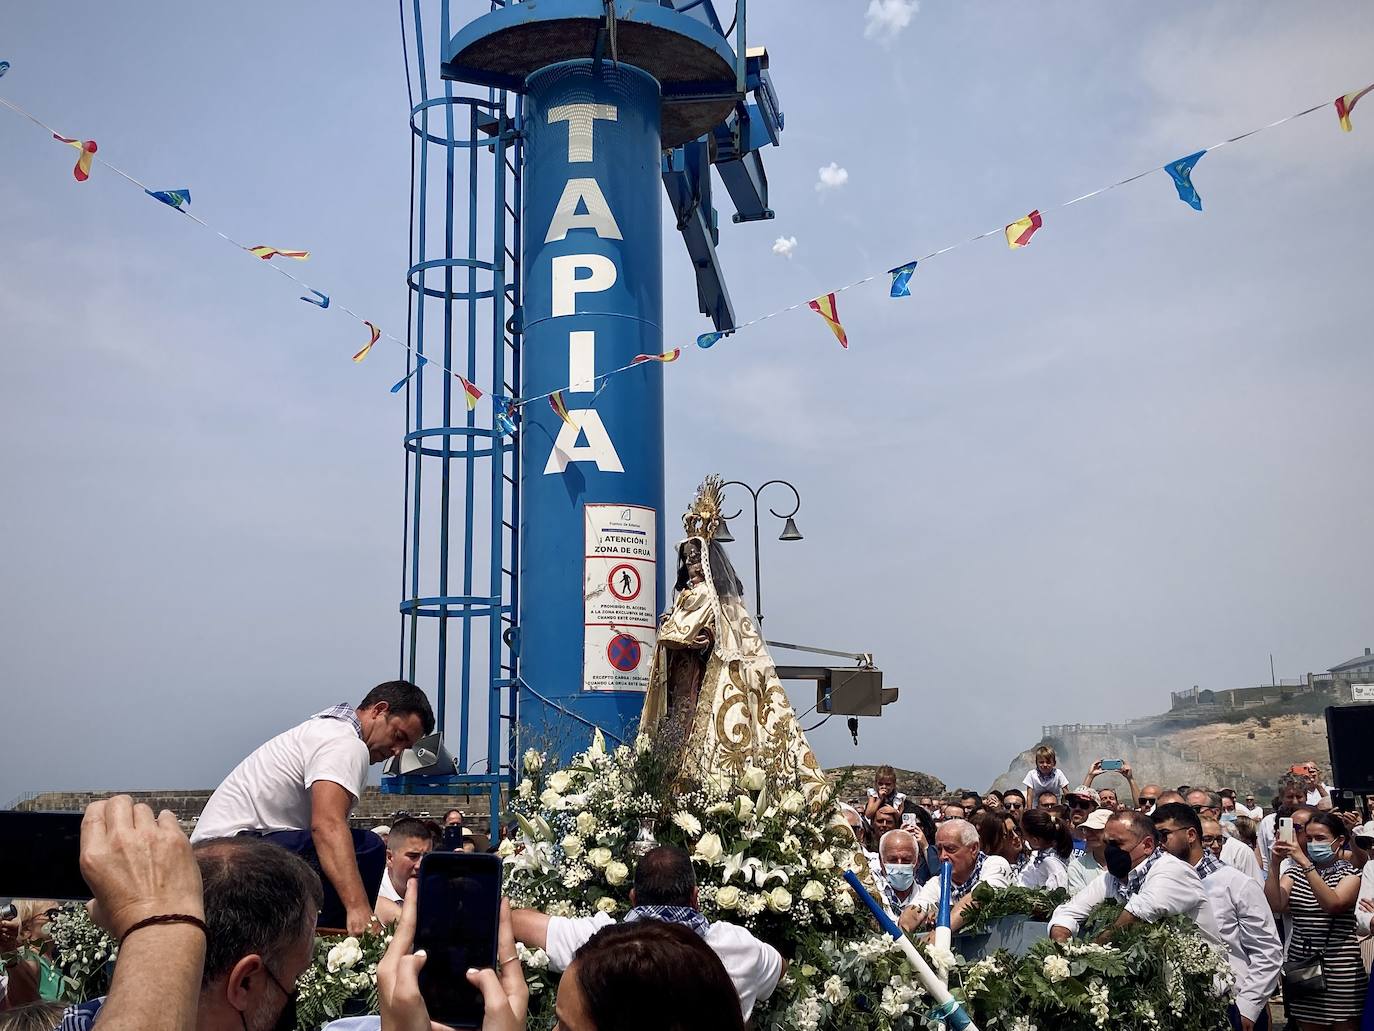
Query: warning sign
[[584, 504, 657, 692]]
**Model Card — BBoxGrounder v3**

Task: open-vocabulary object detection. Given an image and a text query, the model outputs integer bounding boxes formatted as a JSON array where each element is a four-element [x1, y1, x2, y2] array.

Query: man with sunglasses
[[1187, 790, 1263, 885], [1137, 784, 1163, 815], [1001, 789, 1026, 814], [1153, 803, 1282, 1031], [1048, 810, 1219, 945]]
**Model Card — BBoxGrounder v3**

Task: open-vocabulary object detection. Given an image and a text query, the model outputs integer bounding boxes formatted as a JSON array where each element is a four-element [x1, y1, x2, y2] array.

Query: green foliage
[[959, 883, 1068, 934]]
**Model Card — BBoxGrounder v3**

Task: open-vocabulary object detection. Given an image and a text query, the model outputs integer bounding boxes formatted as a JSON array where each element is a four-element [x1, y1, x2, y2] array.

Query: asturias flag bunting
[[390, 355, 428, 394], [807, 293, 849, 349], [549, 391, 575, 429], [1335, 85, 1373, 132], [889, 261, 918, 298], [53, 135, 97, 182], [248, 245, 310, 261], [145, 188, 191, 210], [696, 332, 724, 350], [1005, 210, 1043, 249], [353, 321, 381, 363], [1165, 151, 1207, 211], [458, 375, 483, 411]]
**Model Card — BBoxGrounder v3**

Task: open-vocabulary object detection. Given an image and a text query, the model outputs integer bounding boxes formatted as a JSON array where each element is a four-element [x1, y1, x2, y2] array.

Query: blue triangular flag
[[492, 394, 518, 437], [1164, 151, 1206, 211], [145, 188, 191, 210], [390, 355, 429, 394], [0, 61, 11, 79], [300, 289, 330, 309], [696, 332, 724, 350], [889, 261, 918, 298]]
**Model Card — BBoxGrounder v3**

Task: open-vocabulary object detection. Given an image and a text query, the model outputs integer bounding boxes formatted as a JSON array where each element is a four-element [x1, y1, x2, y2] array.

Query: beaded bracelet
[[119, 914, 209, 945]]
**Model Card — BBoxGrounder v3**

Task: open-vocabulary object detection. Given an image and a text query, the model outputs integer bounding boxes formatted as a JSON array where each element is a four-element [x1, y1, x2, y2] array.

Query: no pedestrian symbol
[[608, 563, 642, 601], [607, 633, 642, 673]]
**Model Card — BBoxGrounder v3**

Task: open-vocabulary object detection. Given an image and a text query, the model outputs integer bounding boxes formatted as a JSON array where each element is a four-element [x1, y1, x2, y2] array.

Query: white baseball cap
[[1080, 809, 1113, 831], [1354, 822, 1374, 846]]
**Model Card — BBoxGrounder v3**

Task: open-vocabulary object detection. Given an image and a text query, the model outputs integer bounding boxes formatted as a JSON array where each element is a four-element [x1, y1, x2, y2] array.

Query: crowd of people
[[846, 748, 1374, 1030], [2, 691, 1374, 1031]]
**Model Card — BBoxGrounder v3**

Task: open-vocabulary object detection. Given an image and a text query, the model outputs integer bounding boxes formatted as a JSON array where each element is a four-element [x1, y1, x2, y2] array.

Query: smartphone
[[415, 851, 503, 1029], [1100, 759, 1124, 771], [1290, 764, 1309, 776], [1278, 817, 1295, 845], [901, 813, 918, 828], [0, 812, 90, 900]]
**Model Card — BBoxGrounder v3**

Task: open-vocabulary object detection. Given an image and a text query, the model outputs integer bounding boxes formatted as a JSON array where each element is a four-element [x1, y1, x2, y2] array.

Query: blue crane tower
[[385, 0, 783, 825]]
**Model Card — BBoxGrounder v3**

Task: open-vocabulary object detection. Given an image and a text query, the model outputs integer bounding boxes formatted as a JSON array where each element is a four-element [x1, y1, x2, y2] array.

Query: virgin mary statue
[[639, 475, 830, 800]]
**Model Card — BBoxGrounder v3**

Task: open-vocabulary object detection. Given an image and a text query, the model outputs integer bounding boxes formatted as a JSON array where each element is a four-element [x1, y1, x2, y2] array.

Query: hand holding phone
[[1100, 759, 1124, 772], [1278, 817, 1295, 845], [380, 860, 527, 1031], [412, 852, 509, 1028]]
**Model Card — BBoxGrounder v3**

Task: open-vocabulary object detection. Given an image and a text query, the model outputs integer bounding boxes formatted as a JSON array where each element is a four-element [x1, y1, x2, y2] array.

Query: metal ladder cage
[[390, 0, 523, 834]]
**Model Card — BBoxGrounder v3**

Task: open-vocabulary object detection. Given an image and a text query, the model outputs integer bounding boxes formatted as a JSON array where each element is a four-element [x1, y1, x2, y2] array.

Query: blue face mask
[[1307, 842, 1336, 865], [884, 863, 916, 892]]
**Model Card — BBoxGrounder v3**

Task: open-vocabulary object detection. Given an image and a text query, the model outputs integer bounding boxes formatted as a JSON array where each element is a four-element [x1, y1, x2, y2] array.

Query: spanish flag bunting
[[458, 374, 483, 411], [53, 134, 97, 182], [807, 293, 849, 349], [632, 349, 681, 364], [353, 321, 381, 363], [1005, 210, 1043, 249], [1335, 85, 1373, 132], [248, 245, 310, 261], [549, 390, 575, 429]]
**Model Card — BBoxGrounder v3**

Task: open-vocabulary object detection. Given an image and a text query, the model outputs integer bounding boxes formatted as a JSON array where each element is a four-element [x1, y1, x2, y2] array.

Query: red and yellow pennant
[[1335, 85, 1373, 132], [807, 293, 849, 349], [52, 134, 97, 182], [458, 375, 483, 411], [632, 349, 681, 364], [549, 391, 575, 429], [1005, 210, 1043, 249], [248, 245, 310, 261], [353, 321, 381, 363]]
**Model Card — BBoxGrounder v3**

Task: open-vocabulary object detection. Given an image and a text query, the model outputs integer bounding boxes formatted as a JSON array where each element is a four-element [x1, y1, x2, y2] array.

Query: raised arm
[[511, 907, 552, 951], [310, 780, 373, 936], [1265, 841, 1294, 914]]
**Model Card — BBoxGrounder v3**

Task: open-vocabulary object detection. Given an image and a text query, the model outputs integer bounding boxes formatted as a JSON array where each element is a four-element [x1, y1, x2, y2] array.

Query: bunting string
[[2, 68, 1370, 426]]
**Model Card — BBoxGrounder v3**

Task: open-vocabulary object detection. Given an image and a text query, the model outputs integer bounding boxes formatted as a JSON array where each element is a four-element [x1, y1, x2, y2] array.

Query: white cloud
[[772, 235, 798, 259], [815, 162, 850, 192], [864, 0, 918, 42]]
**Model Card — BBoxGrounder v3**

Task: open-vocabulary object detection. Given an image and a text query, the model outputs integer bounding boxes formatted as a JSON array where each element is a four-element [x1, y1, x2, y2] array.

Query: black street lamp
[[716, 479, 803, 625]]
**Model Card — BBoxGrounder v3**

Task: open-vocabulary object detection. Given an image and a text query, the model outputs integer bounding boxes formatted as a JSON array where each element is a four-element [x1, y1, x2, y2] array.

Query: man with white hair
[[1186, 789, 1262, 885], [875, 829, 922, 920], [898, 818, 1012, 934]]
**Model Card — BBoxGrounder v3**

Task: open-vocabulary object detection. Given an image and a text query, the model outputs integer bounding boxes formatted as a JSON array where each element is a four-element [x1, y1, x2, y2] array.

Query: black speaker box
[[1324, 704, 1374, 793]]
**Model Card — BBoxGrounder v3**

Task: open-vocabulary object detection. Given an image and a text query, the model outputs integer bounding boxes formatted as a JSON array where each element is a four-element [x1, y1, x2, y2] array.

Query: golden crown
[[682, 474, 726, 540]]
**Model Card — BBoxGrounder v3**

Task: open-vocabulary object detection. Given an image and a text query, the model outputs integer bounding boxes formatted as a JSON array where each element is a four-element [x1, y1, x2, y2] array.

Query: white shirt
[[911, 854, 1013, 913], [1219, 836, 1264, 886], [1257, 813, 1277, 875], [543, 912, 782, 1020], [1018, 850, 1070, 891], [1067, 851, 1103, 896], [1197, 861, 1283, 1022], [377, 869, 403, 904], [1306, 785, 1333, 807], [1049, 852, 1221, 943], [1023, 767, 1070, 802], [192, 715, 369, 840], [1356, 860, 1374, 938]]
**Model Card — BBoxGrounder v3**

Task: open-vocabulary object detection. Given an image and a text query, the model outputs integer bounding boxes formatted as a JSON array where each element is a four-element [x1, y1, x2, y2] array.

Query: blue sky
[[2, 2, 1371, 799]]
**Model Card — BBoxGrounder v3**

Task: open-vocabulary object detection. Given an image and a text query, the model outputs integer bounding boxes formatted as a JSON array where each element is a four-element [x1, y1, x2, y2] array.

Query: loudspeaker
[[382, 732, 457, 777], [1324, 705, 1374, 793]]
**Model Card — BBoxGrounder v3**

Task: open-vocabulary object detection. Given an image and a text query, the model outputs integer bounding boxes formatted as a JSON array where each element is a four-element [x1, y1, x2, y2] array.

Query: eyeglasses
[[1066, 798, 1094, 810], [1201, 835, 1226, 844], [1006, 801, 1024, 809], [1139, 797, 1158, 806]]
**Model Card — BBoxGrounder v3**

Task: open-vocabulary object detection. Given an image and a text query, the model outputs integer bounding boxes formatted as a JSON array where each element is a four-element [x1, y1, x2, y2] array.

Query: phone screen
[[1100, 759, 1123, 771], [0, 812, 90, 899], [415, 852, 502, 1028]]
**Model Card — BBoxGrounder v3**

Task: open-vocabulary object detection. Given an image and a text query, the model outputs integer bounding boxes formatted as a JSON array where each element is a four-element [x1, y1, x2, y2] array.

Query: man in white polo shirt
[[193, 680, 433, 936], [1049, 810, 1220, 944], [511, 846, 784, 1020]]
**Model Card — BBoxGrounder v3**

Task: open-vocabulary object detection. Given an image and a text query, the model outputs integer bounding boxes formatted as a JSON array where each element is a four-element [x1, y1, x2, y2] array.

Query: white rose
[[326, 937, 363, 973], [576, 811, 597, 837], [767, 886, 793, 912], [692, 832, 724, 865], [780, 790, 806, 814], [496, 838, 515, 858], [517, 778, 533, 799], [1042, 955, 1071, 983], [540, 788, 565, 810], [715, 885, 741, 910], [595, 896, 618, 914], [811, 849, 835, 871], [672, 812, 702, 836], [801, 880, 826, 902], [587, 846, 613, 869], [523, 749, 543, 773], [605, 861, 630, 886], [547, 770, 574, 794], [834, 891, 855, 914], [735, 795, 756, 822], [741, 765, 766, 791], [822, 974, 850, 1006], [561, 834, 585, 859]]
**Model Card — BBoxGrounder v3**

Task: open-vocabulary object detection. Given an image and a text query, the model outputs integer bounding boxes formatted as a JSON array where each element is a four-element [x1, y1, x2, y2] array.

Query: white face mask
[[884, 863, 916, 892]]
